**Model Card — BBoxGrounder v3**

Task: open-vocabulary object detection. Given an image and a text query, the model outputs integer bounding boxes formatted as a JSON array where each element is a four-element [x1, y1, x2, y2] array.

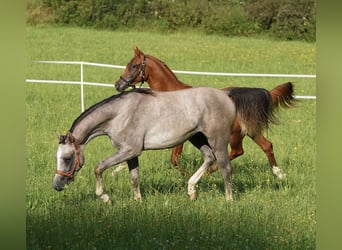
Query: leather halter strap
[[140, 54, 147, 85], [55, 142, 81, 180], [120, 55, 147, 88]]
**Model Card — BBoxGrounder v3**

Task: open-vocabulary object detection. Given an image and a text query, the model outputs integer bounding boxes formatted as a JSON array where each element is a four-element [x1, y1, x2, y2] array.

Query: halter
[[119, 55, 147, 88], [55, 142, 81, 180]]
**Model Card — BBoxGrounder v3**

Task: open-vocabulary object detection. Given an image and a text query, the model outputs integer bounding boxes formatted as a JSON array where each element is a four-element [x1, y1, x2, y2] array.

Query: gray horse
[[53, 87, 269, 203]]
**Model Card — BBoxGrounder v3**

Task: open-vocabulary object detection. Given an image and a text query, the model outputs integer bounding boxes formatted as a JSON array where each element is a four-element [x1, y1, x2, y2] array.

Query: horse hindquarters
[[207, 130, 234, 201], [208, 94, 235, 201], [186, 96, 234, 200], [193, 136, 233, 201]]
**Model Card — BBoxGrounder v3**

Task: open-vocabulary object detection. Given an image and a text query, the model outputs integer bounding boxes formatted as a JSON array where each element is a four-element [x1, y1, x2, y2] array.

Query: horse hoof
[[189, 193, 196, 201], [226, 196, 233, 202], [278, 173, 286, 180], [100, 193, 111, 203], [134, 196, 142, 202], [272, 166, 286, 179]]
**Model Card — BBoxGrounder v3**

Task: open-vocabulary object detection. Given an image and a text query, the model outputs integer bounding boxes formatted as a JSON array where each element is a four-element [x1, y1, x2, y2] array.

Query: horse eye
[[130, 64, 137, 70]]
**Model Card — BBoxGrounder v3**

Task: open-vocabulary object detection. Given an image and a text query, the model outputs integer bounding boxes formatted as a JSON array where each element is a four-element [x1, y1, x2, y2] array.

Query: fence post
[[80, 62, 84, 112]]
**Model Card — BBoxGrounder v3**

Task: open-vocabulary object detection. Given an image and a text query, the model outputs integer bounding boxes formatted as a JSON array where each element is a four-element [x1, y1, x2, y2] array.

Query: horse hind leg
[[187, 144, 216, 200], [252, 134, 286, 179], [188, 132, 233, 201], [171, 144, 190, 176], [215, 150, 233, 201], [207, 121, 245, 174], [229, 129, 245, 161]]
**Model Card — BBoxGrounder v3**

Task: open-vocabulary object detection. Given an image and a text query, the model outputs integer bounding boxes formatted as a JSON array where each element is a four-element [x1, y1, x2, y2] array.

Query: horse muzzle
[[53, 174, 73, 191], [115, 76, 137, 92], [53, 183, 64, 191], [115, 78, 128, 92]]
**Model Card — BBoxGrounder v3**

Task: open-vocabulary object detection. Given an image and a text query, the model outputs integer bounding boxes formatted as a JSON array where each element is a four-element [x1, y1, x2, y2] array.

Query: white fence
[[26, 60, 316, 112]]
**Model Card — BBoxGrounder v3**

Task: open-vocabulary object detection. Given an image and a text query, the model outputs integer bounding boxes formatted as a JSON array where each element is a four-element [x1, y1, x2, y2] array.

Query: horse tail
[[269, 82, 296, 109], [224, 82, 296, 136], [225, 87, 272, 136]]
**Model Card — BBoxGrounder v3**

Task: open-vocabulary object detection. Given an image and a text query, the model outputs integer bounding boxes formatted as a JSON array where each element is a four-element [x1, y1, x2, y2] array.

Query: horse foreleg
[[94, 150, 140, 203], [171, 144, 189, 176], [127, 157, 142, 201], [95, 170, 110, 203], [252, 134, 286, 179], [111, 162, 128, 176], [187, 145, 216, 200]]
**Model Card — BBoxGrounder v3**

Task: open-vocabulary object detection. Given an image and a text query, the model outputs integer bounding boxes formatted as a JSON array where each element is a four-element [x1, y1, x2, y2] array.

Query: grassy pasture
[[26, 26, 316, 249]]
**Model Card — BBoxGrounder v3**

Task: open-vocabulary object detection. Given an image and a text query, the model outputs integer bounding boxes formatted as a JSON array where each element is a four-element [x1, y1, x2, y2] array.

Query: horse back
[[111, 87, 235, 150], [154, 87, 236, 135]]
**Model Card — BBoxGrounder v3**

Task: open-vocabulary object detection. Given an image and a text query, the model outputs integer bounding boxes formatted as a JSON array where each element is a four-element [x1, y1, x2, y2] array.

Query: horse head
[[53, 131, 84, 191], [115, 47, 147, 92]]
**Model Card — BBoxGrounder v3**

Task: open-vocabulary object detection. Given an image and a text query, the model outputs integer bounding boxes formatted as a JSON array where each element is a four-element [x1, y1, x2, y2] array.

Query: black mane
[[69, 88, 153, 132]]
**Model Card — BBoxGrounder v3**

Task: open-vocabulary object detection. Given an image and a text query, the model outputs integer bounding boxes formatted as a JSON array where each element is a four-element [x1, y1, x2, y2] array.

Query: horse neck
[[147, 57, 192, 91], [70, 103, 115, 145]]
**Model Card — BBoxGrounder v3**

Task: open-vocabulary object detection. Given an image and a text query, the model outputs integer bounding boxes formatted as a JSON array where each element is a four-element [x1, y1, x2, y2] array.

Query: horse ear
[[66, 131, 75, 143], [134, 47, 143, 57], [55, 131, 65, 143], [56, 131, 67, 144], [55, 131, 61, 140]]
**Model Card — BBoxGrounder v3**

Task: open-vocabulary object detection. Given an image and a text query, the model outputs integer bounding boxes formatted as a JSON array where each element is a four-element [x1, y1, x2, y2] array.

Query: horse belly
[[143, 125, 197, 150]]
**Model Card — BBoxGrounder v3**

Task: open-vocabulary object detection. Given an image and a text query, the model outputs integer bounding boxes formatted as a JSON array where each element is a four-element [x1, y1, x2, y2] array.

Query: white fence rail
[[26, 60, 316, 112]]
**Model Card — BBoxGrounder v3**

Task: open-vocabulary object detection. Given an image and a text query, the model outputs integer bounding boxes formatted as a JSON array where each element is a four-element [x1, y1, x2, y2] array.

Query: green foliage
[[26, 0, 316, 41], [26, 26, 316, 249], [203, 3, 255, 37], [245, 0, 316, 41]]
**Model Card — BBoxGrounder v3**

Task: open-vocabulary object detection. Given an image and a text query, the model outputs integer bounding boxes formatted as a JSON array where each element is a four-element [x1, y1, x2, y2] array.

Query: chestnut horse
[[115, 47, 296, 178]]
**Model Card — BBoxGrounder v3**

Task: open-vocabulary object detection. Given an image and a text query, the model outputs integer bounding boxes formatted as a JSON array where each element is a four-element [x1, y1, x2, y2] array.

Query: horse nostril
[[115, 84, 124, 92], [115, 82, 122, 91], [53, 184, 63, 192]]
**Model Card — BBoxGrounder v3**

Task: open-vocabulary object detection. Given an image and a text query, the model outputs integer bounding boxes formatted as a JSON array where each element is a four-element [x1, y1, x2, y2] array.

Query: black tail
[[227, 87, 274, 136], [223, 82, 296, 136]]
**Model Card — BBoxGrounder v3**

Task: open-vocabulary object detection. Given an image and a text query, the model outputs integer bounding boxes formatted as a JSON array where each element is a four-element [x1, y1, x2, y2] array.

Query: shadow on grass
[[27, 192, 313, 250], [193, 158, 293, 199]]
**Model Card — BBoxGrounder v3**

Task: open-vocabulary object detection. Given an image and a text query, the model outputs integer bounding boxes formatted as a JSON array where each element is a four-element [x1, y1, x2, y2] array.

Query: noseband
[[120, 55, 147, 88], [55, 142, 81, 180]]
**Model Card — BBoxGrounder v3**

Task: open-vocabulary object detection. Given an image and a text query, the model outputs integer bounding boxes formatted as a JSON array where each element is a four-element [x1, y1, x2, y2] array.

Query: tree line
[[27, 0, 316, 41]]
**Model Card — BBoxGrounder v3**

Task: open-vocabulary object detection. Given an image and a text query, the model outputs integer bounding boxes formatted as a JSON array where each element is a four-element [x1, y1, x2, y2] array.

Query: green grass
[[26, 26, 316, 249]]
